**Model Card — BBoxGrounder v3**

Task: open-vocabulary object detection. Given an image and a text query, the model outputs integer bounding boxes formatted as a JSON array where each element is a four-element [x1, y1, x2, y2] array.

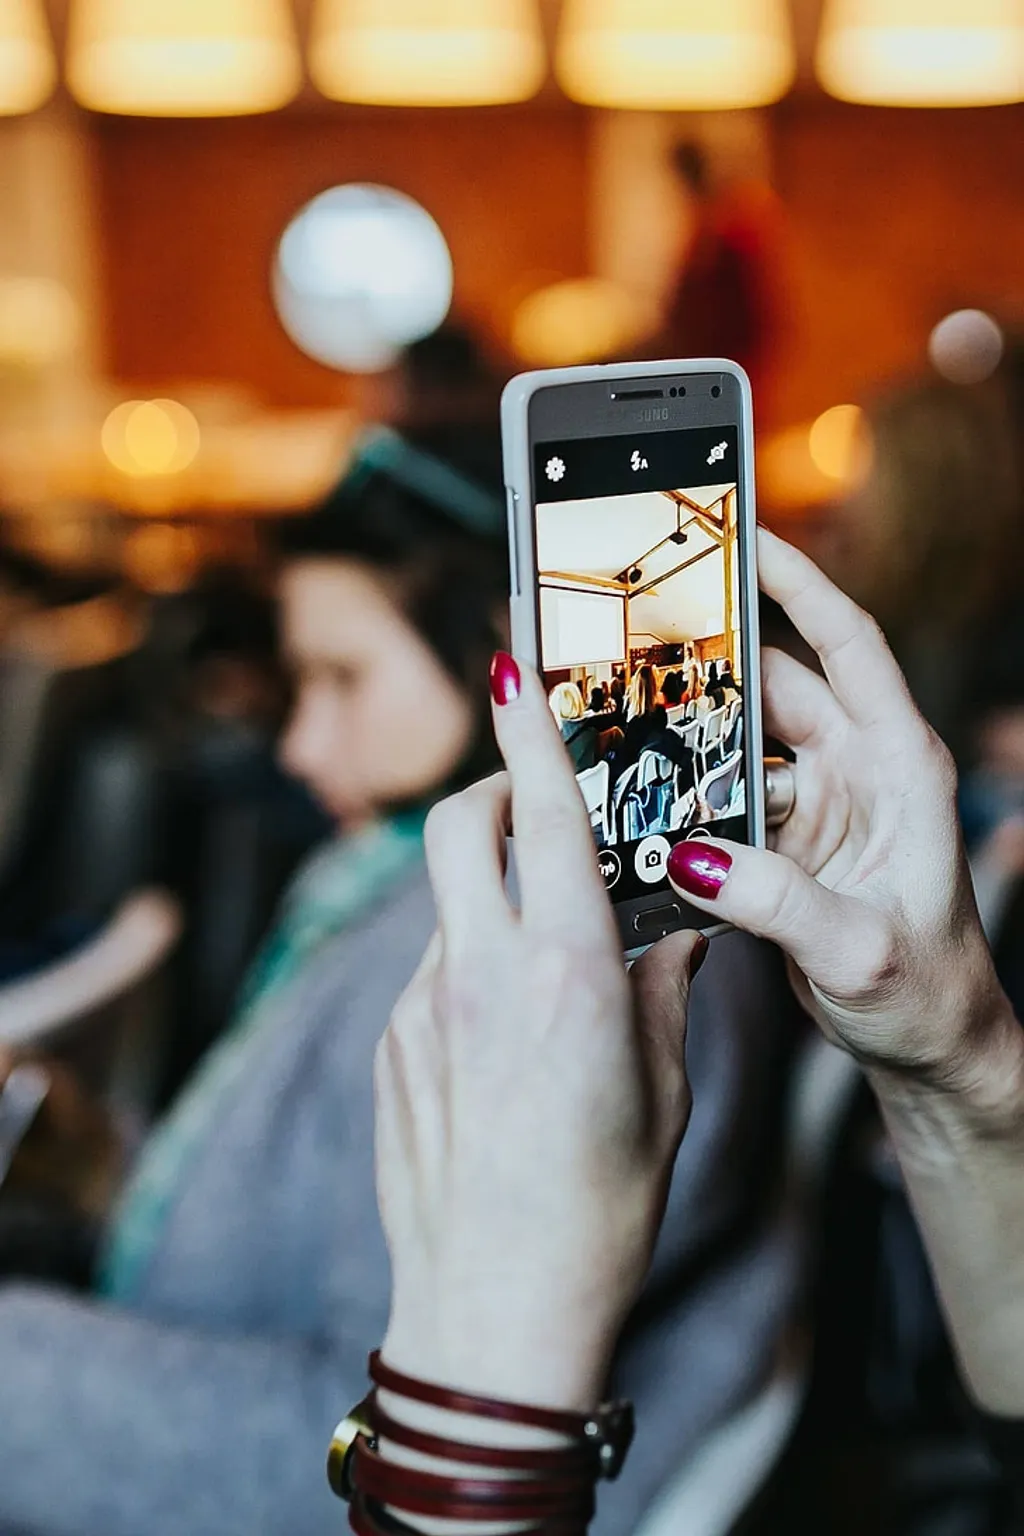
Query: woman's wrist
[[865, 979, 1024, 1136], [865, 987, 1024, 1416], [383, 1307, 614, 1416]]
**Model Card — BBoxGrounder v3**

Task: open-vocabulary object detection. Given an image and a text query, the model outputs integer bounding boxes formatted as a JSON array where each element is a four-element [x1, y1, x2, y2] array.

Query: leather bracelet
[[353, 1436, 596, 1521], [350, 1492, 589, 1536], [368, 1353, 635, 1479], [367, 1397, 597, 1476]]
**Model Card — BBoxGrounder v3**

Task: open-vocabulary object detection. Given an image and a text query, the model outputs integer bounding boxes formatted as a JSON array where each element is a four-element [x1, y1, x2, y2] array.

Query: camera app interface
[[533, 424, 749, 903]]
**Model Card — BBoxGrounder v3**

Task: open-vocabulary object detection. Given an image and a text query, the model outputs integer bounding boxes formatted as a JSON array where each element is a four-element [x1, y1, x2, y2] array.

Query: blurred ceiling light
[[816, 0, 1024, 107], [511, 278, 649, 367], [274, 184, 454, 373], [0, 278, 80, 365], [67, 0, 301, 116], [556, 0, 796, 110], [808, 404, 872, 484], [310, 0, 546, 106], [929, 309, 1005, 384], [0, 0, 56, 115], [102, 400, 201, 477]]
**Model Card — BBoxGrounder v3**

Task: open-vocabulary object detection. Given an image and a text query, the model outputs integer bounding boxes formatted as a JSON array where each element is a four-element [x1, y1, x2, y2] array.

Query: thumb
[[666, 838, 881, 996], [629, 929, 704, 1143]]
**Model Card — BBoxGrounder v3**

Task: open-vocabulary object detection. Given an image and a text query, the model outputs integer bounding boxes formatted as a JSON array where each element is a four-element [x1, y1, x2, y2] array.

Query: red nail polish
[[489, 652, 521, 707], [688, 935, 709, 980], [668, 841, 733, 901]]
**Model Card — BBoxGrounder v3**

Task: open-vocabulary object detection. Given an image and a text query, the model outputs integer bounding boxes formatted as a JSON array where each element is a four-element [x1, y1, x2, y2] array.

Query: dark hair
[[589, 687, 605, 714], [672, 141, 710, 196], [271, 423, 508, 793], [707, 661, 719, 686], [662, 670, 685, 706]]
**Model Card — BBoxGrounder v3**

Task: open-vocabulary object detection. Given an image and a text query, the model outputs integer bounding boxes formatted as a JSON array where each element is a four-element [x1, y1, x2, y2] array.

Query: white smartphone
[[501, 358, 765, 951]]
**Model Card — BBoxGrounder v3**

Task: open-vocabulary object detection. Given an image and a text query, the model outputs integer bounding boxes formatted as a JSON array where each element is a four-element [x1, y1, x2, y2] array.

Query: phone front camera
[[711, 385, 722, 398]]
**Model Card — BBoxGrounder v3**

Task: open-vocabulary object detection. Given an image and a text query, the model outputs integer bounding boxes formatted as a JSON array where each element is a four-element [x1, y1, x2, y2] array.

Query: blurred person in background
[[657, 141, 788, 415], [0, 403, 510, 1536], [834, 341, 1024, 765], [0, 335, 803, 1536]]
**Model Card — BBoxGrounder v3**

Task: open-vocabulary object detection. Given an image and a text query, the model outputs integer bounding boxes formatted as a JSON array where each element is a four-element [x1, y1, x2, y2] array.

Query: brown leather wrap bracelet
[[333, 1353, 635, 1534], [367, 1397, 597, 1475], [368, 1352, 634, 1479], [350, 1493, 590, 1536], [353, 1436, 596, 1521]]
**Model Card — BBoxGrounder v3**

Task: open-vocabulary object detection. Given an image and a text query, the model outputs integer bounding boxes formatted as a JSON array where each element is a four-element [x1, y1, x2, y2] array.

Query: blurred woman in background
[[0, 412, 511, 1536]]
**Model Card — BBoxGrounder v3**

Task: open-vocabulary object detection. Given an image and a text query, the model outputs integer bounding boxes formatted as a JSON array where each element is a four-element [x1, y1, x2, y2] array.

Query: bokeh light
[[0, 0, 56, 115], [511, 278, 649, 367], [928, 309, 1004, 385], [557, 0, 796, 110], [102, 400, 202, 477], [816, 0, 1024, 107], [274, 185, 454, 374], [808, 404, 873, 484], [310, 0, 546, 107], [0, 279, 80, 365], [67, 0, 301, 117]]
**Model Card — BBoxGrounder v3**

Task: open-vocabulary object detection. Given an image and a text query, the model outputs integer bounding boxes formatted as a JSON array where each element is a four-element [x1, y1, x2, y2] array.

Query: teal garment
[[99, 811, 427, 1300]]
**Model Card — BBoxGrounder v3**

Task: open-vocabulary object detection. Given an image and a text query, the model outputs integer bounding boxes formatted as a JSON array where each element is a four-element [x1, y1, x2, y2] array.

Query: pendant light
[[556, 0, 796, 111], [0, 0, 56, 115], [816, 0, 1024, 107], [67, 0, 302, 116], [310, 0, 546, 107]]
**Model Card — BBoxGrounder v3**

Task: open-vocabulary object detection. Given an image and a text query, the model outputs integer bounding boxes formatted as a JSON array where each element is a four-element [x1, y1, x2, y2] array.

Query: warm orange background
[[92, 100, 1024, 426]]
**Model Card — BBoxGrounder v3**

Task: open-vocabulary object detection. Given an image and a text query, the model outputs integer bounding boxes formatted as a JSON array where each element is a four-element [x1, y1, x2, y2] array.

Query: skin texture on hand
[[376, 657, 704, 1415], [668, 526, 1013, 1091]]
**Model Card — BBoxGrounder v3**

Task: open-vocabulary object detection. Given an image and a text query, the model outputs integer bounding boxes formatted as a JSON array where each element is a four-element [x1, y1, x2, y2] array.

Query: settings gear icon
[[545, 456, 566, 484]]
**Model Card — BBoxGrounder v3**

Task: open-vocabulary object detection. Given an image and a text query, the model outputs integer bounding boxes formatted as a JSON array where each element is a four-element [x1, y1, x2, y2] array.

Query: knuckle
[[423, 794, 463, 853], [850, 922, 903, 1001], [760, 868, 817, 939], [926, 732, 958, 798]]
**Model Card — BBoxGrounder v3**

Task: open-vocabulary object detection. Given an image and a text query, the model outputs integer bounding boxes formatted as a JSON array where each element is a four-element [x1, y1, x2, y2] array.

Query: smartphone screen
[[529, 414, 756, 934]]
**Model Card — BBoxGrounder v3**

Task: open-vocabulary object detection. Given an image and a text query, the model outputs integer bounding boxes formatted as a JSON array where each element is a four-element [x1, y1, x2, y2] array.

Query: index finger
[[489, 653, 615, 940], [757, 527, 916, 731]]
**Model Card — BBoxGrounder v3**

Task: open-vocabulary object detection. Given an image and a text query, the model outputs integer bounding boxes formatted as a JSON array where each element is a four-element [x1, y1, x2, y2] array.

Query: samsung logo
[[637, 407, 669, 422]]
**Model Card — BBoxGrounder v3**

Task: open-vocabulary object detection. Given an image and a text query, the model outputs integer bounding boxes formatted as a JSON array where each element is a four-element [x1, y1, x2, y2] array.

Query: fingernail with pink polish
[[668, 842, 733, 901], [489, 652, 521, 707]]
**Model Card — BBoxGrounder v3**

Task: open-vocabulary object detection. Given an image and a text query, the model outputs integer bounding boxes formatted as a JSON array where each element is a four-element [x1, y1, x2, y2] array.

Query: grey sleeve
[[0, 1283, 353, 1536]]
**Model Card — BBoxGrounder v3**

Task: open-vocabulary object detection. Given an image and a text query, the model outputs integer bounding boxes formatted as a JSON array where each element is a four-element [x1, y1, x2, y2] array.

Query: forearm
[[867, 998, 1024, 1415]]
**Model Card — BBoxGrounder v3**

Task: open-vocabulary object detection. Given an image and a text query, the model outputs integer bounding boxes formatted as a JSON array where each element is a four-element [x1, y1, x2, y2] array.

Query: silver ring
[[764, 758, 796, 828]]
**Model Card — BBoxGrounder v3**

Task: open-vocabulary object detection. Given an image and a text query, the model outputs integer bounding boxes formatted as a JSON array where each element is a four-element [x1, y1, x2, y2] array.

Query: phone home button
[[632, 904, 682, 941]]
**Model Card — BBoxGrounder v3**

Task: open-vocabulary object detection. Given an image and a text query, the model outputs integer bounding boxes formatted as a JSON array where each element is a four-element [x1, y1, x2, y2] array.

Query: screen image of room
[[537, 483, 745, 848]]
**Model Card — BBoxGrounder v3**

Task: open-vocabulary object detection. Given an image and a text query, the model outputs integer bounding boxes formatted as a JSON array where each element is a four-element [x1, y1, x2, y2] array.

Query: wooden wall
[[92, 105, 592, 408], [91, 98, 1024, 424], [770, 101, 1024, 424]]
